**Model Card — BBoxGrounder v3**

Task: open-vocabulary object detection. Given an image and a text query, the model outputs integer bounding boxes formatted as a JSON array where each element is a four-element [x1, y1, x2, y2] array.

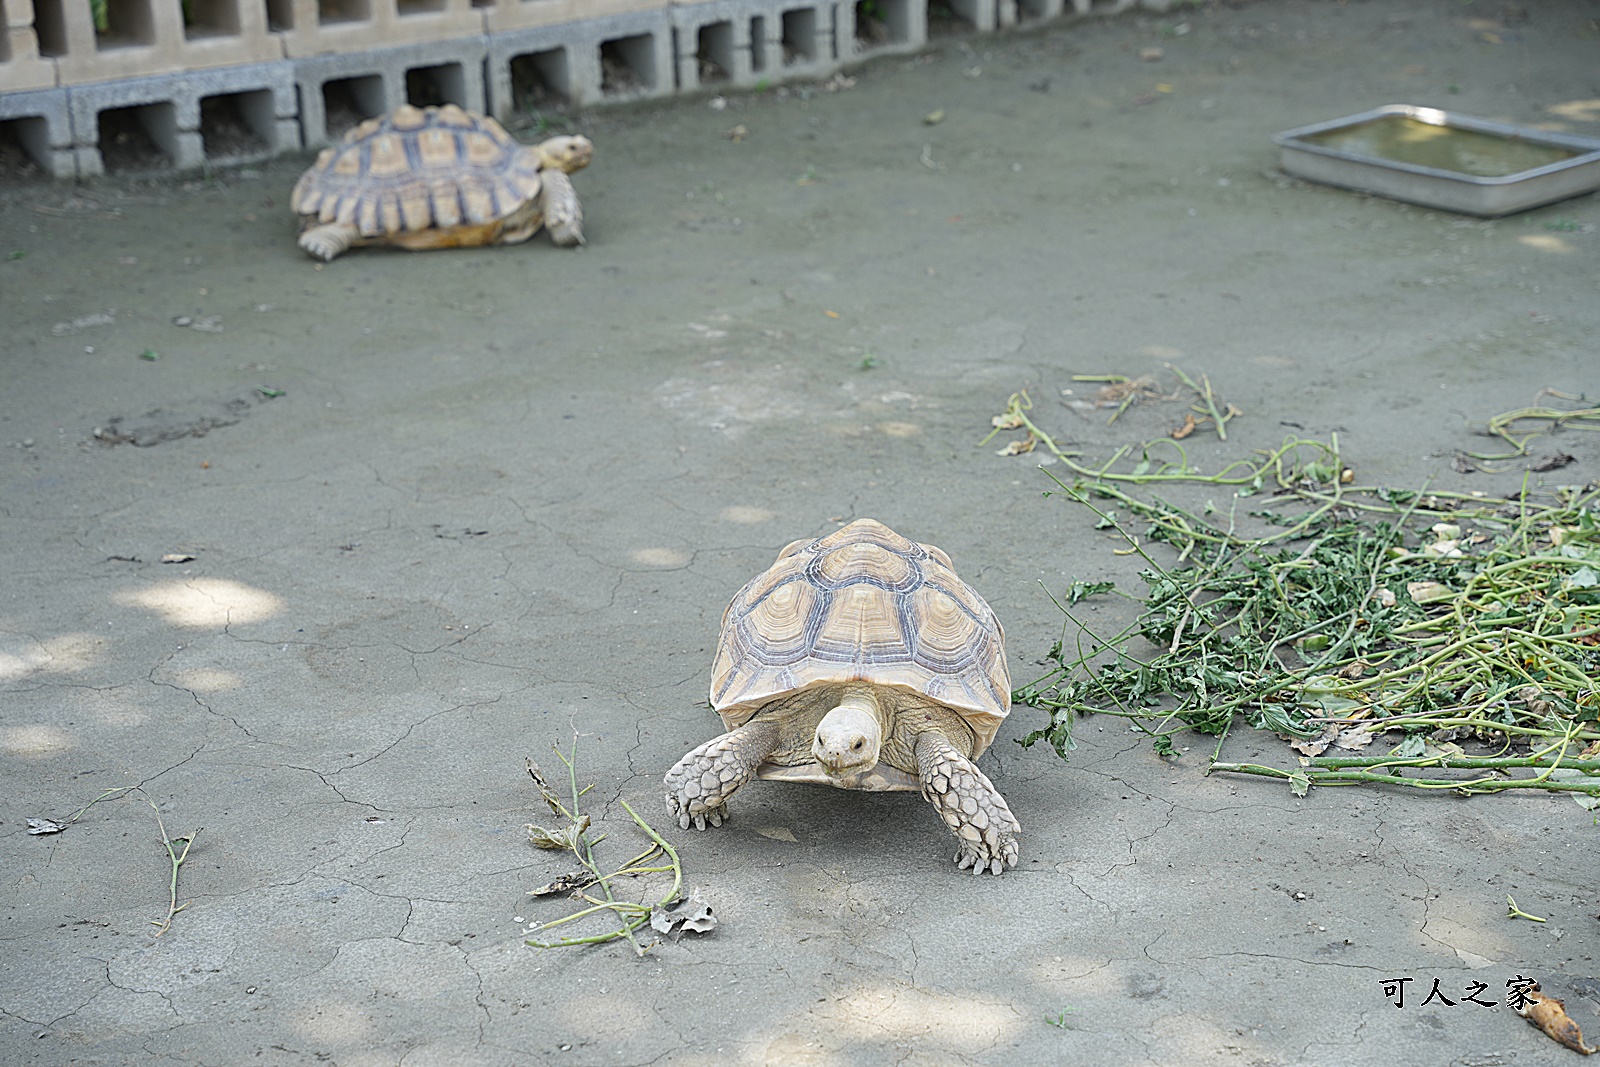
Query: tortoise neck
[[834, 683, 884, 727]]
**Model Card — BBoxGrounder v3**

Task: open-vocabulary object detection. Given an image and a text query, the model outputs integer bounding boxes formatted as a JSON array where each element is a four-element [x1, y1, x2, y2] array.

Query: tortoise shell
[[709, 519, 1010, 754], [290, 104, 543, 238]]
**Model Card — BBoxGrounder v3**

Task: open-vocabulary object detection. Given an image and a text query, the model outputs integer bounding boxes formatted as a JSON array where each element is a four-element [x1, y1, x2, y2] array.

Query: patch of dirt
[[92, 394, 275, 447]]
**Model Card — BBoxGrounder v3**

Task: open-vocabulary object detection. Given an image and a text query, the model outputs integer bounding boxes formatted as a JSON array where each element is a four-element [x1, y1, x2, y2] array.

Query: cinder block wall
[[0, 0, 1167, 178]]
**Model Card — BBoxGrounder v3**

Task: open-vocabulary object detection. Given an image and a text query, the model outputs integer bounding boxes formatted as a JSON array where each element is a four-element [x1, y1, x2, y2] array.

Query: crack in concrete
[[148, 645, 253, 739], [333, 695, 504, 774], [1151, 948, 1403, 975], [281, 762, 381, 811]]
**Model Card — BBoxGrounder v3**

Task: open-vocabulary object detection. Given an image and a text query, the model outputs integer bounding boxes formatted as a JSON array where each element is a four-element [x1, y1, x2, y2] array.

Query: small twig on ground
[[1166, 364, 1239, 440], [59, 786, 200, 937], [1506, 894, 1547, 923]]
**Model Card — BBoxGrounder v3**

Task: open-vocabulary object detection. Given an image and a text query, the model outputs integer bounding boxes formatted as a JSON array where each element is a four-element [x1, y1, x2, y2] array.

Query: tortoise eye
[[852, 740, 863, 751]]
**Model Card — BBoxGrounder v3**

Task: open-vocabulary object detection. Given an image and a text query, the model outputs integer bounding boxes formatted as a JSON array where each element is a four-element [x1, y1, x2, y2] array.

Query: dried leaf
[[528, 871, 598, 896], [1517, 989, 1597, 1055], [1092, 375, 1163, 407], [27, 817, 67, 835], [1529, 453, 1576, 472], [1452, 454, 1478, 474], [1290, 724, 1340, 757], [525, 825, 568, 850], [650, 892, 717, 939], [1171, 413, 1198, 440], [996, 436, 1036, 457], [161, 553, 196, 564], [1520, 686, 1555, 716], [724, 125, 748, 143], [1332, 726, 1377, 751], [1375, 588, 1397, 608], [1406, 580, 1455, 604], [755, 826, 798, 843], [1138, 46, 1164, 61], [525, 758, 564, 816], [526, 814, 588, 851], [990, 411, 1025, 431]]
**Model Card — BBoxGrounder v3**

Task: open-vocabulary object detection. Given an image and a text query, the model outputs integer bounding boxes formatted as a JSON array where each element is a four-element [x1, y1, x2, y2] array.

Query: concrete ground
[[3, 1, 1598, 1064]]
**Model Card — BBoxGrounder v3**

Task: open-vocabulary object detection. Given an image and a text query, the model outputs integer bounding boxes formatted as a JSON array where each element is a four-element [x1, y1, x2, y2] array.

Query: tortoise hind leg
[[665, 720, 781, 830], [914, 731, 1020, 875], [299, 222, 361, 262]]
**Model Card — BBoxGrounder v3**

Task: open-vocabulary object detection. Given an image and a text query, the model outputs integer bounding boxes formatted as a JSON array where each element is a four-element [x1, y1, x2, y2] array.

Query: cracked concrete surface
[[3, 1, 1599, 1063]]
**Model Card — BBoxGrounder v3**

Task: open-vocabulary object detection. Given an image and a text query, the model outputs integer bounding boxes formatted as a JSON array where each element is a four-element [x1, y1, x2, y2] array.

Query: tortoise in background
[[290, 104, 593, 262], [665, 519, 1021, 874]]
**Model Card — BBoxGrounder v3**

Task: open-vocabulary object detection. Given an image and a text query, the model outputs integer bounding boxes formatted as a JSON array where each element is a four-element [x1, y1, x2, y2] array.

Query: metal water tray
[[1273, 105, 1600, 216]]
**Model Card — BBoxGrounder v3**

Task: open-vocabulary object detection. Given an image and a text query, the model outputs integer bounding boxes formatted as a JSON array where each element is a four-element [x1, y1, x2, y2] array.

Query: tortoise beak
[[812, 733, 873, 776]]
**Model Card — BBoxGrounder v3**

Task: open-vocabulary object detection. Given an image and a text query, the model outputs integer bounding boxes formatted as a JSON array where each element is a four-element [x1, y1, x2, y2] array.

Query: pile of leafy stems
[[994, 394, 1600, 798], [524, 739, 682, 955]]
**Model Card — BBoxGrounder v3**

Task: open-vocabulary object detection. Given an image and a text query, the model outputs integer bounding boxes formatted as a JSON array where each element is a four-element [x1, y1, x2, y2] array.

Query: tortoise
[[664, 518, 1020, 874], [289, 104, 593, 262]]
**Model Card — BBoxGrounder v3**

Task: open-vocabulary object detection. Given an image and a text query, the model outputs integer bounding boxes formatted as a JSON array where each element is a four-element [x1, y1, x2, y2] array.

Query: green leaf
[[1288, 772, 1310, 797], [1393, 735, 1427, 759], [1067, 579, 1116, 605], [1549, 769, 1600, 810], [257, 386, 286, 398], [139, 349, 160, 361]]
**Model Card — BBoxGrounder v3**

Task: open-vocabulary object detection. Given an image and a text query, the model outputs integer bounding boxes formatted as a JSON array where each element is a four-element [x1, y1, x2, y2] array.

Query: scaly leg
[[915, 731, 1020, 875], [664, 720, 781, 830], [298, 222, 361, 262], [539, 169, 585, 247]]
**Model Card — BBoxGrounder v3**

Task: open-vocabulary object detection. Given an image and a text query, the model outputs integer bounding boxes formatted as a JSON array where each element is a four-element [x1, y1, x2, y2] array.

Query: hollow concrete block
[[0, 85, 75, 176], [1, 26, 56, 91], [486, 22, 602, 117], [483, 0, 668, 37], [670, 0, 758, 92], [68, 59, 296, 174], [278, 0, 488, 59], [836, 0, 925, 64]]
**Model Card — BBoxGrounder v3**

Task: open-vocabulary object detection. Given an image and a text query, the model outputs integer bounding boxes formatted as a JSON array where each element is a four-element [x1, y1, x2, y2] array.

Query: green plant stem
[[1209, 761, 1600, 796], [66, 785, 199, 936], [1307, 755, 1600, 771], [526, 744, 685, 955], [1167, 364, 1231, 440]]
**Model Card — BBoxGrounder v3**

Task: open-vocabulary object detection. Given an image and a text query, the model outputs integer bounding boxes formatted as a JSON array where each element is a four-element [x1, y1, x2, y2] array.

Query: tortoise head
[[536, 135, 594, 174], [812, 699, 882, 780]]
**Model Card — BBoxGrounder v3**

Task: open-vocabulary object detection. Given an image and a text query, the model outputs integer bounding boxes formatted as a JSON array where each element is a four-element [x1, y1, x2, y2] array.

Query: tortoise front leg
[[914, 731, 1020, 875], [298, 222, 361, 262], [664, 720, 781, 830], [538, 168, 585, 247]]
